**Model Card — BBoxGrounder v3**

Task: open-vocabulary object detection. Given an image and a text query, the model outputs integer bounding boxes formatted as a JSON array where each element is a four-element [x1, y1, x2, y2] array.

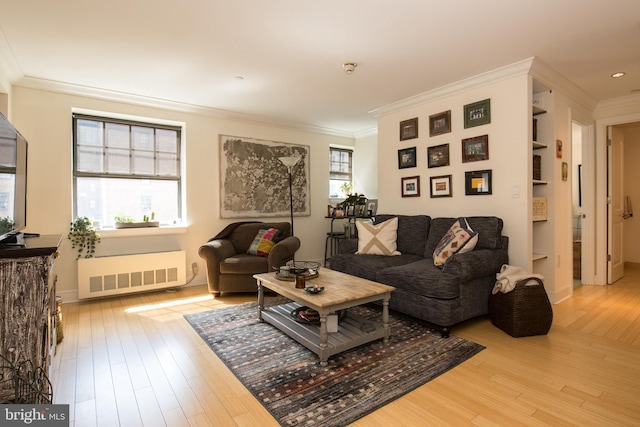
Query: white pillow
[[356, 217, 401, 256], [433, 218, 478, 266]]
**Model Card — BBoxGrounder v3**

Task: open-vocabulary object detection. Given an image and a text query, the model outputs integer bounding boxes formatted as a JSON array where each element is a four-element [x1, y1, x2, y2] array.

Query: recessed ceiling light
[[611, 72, 625, 78]]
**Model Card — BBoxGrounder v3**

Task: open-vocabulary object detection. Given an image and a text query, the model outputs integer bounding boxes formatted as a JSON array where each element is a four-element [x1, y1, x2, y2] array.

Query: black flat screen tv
[[0, 112, 28, 244]]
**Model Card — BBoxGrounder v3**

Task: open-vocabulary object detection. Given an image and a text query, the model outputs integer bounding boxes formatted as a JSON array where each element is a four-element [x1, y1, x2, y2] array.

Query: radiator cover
[[77, 251, 186, 299]]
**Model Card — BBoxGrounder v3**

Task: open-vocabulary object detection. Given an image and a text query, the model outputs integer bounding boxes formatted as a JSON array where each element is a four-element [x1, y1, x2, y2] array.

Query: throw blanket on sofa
[[493, 264, 544, 294]]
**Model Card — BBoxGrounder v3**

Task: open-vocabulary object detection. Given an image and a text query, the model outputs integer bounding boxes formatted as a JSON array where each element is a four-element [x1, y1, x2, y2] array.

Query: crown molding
[[11, 76, 357, 139], [369, 58, 535, 118], [594, 92, 640, 114], [0, 29, 21, 84], [369, 57, 600, 118], [353, 127, 378, 139], [528, 57, 598, 110]]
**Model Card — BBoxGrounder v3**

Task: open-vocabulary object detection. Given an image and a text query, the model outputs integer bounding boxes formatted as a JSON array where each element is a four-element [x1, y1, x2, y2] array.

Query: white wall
[[375, 74, 530, 269], [354, 132, 378, 199], [10, 85, 358, 300]]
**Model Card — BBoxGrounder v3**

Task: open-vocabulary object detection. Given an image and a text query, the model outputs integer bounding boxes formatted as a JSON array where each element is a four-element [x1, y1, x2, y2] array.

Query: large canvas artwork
[[220, 135, 310, 218]]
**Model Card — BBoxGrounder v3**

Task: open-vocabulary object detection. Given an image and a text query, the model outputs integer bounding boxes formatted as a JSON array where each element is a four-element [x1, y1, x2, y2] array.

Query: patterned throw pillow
[[433, 218, 478, 266], [247, 227, 283, 257], [356, 217, 401, 256]]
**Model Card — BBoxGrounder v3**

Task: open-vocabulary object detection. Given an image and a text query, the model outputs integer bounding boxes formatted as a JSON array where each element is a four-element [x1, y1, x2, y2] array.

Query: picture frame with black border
[[427, 143, 450, 168], [465, 169, 492, 195], [463, 98, 491, 128], [400, 117, 418, 141], [429, 110, 451, 136], [430, 175, 452, 198], [367, 199, 378, 216], [462, 134, 489, 163], [401, 176, 420, 197], [398, 147, 417, 169]]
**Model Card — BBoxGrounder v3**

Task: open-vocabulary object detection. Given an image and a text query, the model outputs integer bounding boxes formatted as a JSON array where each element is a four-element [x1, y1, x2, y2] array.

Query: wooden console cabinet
[[0, 234, 61, 402]]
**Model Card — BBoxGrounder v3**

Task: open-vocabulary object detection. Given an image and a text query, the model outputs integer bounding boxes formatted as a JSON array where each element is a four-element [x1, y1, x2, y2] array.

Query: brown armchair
[[198, 222, 300, 296]]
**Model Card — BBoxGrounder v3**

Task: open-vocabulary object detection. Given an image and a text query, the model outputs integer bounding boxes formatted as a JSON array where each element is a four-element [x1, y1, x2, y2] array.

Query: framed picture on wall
[[430, 175, 452, 198], [465, 169, 492, 195], [462, 135, 489, 163], [400, 118, 418, 141], [463, 98, 491, 128], [427, 144, 450, 168], [401, 176, 420, 197], [429, 110, 451, 136], [398, 147, 417, 169]]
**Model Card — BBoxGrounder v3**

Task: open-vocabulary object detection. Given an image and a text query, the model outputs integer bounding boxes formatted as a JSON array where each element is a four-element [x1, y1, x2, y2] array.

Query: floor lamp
[[278, 156, 301, 237]]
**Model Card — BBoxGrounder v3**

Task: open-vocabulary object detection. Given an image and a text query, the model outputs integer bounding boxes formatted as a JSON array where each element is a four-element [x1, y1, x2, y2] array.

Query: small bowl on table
[[304, 285, 324, 294]]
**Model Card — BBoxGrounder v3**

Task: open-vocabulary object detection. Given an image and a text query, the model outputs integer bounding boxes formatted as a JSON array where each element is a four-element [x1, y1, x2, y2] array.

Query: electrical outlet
[[191, 262, 198, 274]]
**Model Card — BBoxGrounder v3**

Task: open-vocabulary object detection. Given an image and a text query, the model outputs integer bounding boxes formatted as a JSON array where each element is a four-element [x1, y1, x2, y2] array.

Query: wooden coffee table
[[253, 269, 396, 365]]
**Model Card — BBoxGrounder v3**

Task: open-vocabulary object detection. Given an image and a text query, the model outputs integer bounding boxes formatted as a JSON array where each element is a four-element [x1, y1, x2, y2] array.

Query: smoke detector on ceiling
[[343, 63, 357, 75]]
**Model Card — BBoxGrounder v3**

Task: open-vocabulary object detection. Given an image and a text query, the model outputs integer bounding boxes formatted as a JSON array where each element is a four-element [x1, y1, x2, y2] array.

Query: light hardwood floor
[[51, 267, 640, 426]]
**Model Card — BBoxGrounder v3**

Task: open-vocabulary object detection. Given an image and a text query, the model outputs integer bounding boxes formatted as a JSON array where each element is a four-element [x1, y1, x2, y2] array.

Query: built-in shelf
[[532, 141, 547, 150], [532, 104, 547, 116], [533, 219, 548, 223], [533, 179, 548, 185], [533, 254, 548, 261]]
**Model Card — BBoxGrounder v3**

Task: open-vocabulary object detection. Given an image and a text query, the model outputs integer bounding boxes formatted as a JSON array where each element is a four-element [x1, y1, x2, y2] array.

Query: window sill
[[96, 225, 188, 238]]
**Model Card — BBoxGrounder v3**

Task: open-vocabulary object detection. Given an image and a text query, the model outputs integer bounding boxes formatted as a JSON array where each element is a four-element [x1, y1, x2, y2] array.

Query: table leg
[[382, 294, 390, 343], [257, 281, 264, 322], [319, 314, 329, 366]]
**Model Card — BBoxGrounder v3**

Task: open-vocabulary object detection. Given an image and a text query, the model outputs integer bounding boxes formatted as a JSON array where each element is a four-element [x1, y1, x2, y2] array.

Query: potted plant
[[114, 212, 159, 229], [339, 182, 353, 198], [68, 216, 101, 259], [0, 216, 14, 234]]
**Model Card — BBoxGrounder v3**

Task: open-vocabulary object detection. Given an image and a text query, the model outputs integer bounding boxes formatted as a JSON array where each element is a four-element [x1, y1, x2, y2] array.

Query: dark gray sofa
[[330, 214, 508, 337]]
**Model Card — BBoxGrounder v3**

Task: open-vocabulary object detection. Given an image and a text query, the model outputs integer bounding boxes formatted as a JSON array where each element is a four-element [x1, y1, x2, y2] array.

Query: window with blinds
[[329, 147, 353, 198], [72, 114, 182, 228]]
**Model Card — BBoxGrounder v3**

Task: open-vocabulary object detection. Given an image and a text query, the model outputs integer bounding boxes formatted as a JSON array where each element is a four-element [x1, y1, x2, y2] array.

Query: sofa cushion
[[376, 259, 461, 300], [220, 254, 269, 274], [433, 218, 478, 266], [247, 226, 283, 257], [356, 217, 400, 256], [374, 214, 431, 256], [330, 253, 422, 281], [426, 216, 503, 256]]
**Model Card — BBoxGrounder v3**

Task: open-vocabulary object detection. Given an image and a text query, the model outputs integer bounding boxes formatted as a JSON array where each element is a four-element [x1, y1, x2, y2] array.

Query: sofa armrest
[[337, 238, 358, 254], [442, 248, 508, 280], [198, 239, 236, 266], [268, 236, 301, 270], [198, 239, 237, 292]]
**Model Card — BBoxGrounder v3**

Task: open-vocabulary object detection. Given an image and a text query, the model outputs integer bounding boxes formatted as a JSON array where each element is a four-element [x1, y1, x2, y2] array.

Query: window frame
[[72, 113, 183, 225], [329, 147, 353, 198]]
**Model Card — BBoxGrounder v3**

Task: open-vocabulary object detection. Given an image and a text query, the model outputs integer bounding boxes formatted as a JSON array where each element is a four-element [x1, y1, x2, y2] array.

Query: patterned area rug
[[184, 299, 484, 426]]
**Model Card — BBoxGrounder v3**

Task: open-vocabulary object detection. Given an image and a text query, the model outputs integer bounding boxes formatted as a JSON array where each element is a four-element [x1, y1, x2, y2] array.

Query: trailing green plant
[[0, 216, 14, 234], [68, 216, 101, 259]]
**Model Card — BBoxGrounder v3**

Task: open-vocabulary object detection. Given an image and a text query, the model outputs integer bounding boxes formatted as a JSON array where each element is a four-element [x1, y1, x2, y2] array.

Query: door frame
[[595, 112, 640, 285]]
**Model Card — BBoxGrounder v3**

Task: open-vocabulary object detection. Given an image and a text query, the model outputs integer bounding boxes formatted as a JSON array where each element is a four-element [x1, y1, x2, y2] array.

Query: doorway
[[609, 121, 640, 283], [595, 114, 640, 285], [571, 122, 585, 287]]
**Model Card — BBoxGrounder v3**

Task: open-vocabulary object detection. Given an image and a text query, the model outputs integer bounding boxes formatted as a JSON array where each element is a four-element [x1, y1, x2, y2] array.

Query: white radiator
[[77, 251, 187, 299]]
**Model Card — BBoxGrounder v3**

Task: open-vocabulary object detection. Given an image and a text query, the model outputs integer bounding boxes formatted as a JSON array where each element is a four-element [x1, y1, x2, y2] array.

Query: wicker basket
[[489, 277, 553, 337]]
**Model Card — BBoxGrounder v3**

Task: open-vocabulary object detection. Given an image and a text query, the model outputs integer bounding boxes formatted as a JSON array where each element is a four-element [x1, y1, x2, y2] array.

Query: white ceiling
[[0, 0, 639, 136]]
